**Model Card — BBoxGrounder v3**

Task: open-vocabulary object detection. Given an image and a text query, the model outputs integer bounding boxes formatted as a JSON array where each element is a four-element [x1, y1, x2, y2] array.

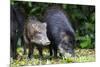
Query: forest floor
[[10, 48, 95, 67]]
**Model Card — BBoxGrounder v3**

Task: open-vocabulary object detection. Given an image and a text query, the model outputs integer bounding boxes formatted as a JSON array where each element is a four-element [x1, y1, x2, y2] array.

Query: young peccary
[[43, 6, 75, 58], [24, 16, 50, 59]]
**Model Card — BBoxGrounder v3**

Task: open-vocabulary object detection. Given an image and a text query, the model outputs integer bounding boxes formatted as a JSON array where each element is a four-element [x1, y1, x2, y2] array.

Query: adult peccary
[[10, 5, 25, 59], [24, 16, 50, 59], [43, 6, 75, 58]]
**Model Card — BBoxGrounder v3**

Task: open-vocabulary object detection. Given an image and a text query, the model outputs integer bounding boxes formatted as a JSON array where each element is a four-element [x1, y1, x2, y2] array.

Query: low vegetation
[[10, 48, 95, 66]]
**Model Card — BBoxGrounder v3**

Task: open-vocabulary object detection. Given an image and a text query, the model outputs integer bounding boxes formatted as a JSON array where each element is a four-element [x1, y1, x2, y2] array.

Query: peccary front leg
[[28, 43, 33, 59], [37, 46, 43, 60]]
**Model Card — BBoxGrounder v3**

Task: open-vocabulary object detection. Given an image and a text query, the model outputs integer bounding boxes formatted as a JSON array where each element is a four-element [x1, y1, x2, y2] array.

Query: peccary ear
[[42, 23, 47, 27]]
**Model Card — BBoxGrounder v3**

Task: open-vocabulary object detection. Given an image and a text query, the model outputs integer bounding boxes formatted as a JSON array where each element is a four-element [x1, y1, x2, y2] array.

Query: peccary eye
[[37, 31, 42, 34], [38, 32, 41, 34], [35, 30, 41, 34]]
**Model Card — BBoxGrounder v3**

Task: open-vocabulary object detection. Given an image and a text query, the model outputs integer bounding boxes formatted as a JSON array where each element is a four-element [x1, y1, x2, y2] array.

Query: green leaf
[[80, 35, 91, 48]]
